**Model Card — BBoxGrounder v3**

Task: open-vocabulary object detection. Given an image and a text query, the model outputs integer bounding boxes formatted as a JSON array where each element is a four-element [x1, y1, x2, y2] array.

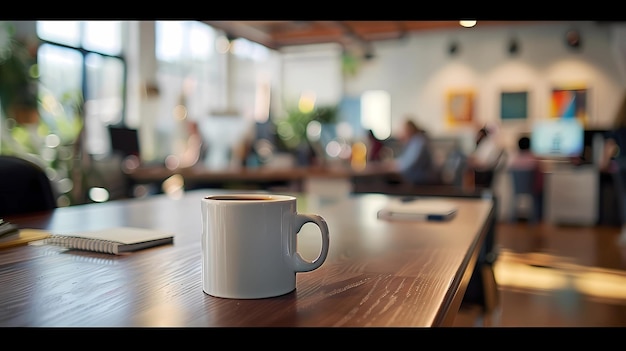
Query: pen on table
[[426, 214, 450, 221]]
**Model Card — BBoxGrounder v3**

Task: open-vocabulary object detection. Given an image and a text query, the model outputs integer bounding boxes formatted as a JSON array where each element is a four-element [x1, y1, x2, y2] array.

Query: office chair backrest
[[439, 149, 467, 186], [0, 155, 57, 216], [509, 167, 543, 224], [510, 168, 536, 195], [611, 168, 626, 224]]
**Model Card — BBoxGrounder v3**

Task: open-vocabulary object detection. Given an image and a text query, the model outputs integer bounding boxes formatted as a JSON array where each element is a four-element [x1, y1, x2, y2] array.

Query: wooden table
[[0, 189, 494, 327]]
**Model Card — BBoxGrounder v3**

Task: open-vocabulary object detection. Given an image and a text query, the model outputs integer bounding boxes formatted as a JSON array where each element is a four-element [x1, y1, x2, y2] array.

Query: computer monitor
[[108, 126, 140, 158], [530, 119, 584, 159]]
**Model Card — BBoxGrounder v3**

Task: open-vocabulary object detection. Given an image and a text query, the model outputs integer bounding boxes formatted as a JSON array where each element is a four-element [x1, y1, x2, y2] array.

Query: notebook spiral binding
[[45, 236, 120, 255]]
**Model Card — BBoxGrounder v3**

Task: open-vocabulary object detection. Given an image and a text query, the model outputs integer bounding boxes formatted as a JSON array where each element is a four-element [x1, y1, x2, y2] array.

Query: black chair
[[473, 150, 508, 191], [0, 155, 57, 216], [509, 168, 542, 223]]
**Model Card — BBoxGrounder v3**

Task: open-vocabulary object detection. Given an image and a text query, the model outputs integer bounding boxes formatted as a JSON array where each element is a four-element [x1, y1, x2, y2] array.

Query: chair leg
[[531, 195, 542, 224], [509, 195, 518, 223], [481, 264, 499, 312], [479, 264, 500, 326]]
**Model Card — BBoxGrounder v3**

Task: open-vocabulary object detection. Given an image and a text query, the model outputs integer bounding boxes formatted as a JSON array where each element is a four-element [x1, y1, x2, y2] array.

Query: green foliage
[[311, 105, 339, 124], [0, 22, 38, 118], [275, 104, 338, 150], [0, 22, 85, 206], [341, 51, 361, 77], [38, 86, 84, 144]]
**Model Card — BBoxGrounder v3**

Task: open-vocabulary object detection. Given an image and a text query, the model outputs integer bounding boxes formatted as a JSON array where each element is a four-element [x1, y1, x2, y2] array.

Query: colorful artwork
[[550, 87, 588, 124], [446, 90, 474, 126], [500, 91, 528, 120]]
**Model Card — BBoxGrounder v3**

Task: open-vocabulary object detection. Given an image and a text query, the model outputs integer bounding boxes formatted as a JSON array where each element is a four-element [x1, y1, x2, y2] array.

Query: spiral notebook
[[44, 227, 174, 255]]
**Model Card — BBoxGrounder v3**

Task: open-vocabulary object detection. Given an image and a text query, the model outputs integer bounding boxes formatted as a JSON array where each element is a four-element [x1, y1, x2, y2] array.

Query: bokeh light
[[325, 140, 341, 158], [165, 155, 180, 170], [122, 155, 141, 173], [173, 104, 187, 121], [89, 187, 110, 202], [306, 120, 322, 142], [57, 177, 73, 194], [44, 133, 61, 148], [336, 121, 353, 140], [351, 141, 367, 170], [298, 91, 316, 113], [162, 174, 185, 199]]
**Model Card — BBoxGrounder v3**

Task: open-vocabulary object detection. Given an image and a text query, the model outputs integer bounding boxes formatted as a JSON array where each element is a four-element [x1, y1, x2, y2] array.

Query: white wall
[[283, 21, 626, 154], [280, 43, 344, 112], [276, 21, 626, 220]]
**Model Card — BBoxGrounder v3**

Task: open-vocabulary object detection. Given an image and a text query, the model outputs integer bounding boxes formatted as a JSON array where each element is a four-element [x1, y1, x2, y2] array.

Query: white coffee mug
[[201, 194, 330, 299]]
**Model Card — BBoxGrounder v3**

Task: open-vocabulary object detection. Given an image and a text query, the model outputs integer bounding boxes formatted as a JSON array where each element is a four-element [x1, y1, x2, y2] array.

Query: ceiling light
[[460, 20, 477, 28]]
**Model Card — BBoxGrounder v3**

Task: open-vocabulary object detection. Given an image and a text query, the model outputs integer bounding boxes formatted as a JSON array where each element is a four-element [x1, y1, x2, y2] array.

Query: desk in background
[[543, 164, 599, 226], [1, 189, 494, 327], [127, 164, 473, 199], [496, 159, 619, 226], [538, 161, 619, 227], [127, 165, 364, 192], [126, 164, 412, 201]]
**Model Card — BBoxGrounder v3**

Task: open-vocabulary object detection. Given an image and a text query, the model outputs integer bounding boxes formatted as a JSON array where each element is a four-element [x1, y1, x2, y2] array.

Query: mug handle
[[292, 213, 330, 272]]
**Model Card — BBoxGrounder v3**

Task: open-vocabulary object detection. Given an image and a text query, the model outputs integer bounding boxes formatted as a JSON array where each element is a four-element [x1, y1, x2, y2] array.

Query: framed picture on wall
[[500, 90, 528, 120], [550, 86, 589, 125], [446, 89, 475, 126]]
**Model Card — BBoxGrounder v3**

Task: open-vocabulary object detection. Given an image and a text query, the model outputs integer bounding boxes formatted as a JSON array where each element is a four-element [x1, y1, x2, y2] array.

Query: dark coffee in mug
[[205, 195, 273, 201]]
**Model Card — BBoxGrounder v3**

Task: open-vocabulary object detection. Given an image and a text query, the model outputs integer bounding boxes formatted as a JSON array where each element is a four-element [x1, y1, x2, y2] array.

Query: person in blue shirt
[[387, 118, 439, 185]]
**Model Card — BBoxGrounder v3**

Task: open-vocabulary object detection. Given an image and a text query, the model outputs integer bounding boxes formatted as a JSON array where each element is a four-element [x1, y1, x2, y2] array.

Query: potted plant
[[0, 22, 39, 125], [275, 104, 338, 150], [0, 22, 85, 205]]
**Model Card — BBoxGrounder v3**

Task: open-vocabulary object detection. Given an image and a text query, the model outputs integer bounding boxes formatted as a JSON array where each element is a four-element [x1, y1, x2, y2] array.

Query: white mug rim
[[203, 194, 295, 202]]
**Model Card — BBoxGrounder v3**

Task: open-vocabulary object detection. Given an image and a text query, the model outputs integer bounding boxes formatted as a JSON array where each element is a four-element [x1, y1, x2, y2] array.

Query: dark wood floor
[[453, 220, 626, 327]]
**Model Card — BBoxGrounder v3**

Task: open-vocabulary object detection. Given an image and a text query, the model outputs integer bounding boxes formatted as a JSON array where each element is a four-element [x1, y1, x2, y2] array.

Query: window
[[361, 90, 391, 140], [154, 21, 277, 167], [37, 20, 126, 156], [153, 21, 222, 164], [156, 20, 219, 120]]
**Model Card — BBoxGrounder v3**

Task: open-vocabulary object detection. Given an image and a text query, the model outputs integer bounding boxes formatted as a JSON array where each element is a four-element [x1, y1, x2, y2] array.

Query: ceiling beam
[[202, 20, 563, 51], [203, 21, 279, 49]]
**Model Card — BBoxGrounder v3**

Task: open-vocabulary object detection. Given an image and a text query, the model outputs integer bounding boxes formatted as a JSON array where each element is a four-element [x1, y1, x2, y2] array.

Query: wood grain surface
[[0, 189, 493, 327]]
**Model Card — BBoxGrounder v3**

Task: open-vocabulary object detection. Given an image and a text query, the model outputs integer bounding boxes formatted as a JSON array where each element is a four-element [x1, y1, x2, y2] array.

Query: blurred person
[[379, 117, 439, 185], [475, 126, 489, 146], [508, 136, 540, 170], [507, 135, 544, 222], [179, 120, 207, 168], [366, 129, 384, 162], [465, 124, 506, 189], [600, 92, 626, 245]]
